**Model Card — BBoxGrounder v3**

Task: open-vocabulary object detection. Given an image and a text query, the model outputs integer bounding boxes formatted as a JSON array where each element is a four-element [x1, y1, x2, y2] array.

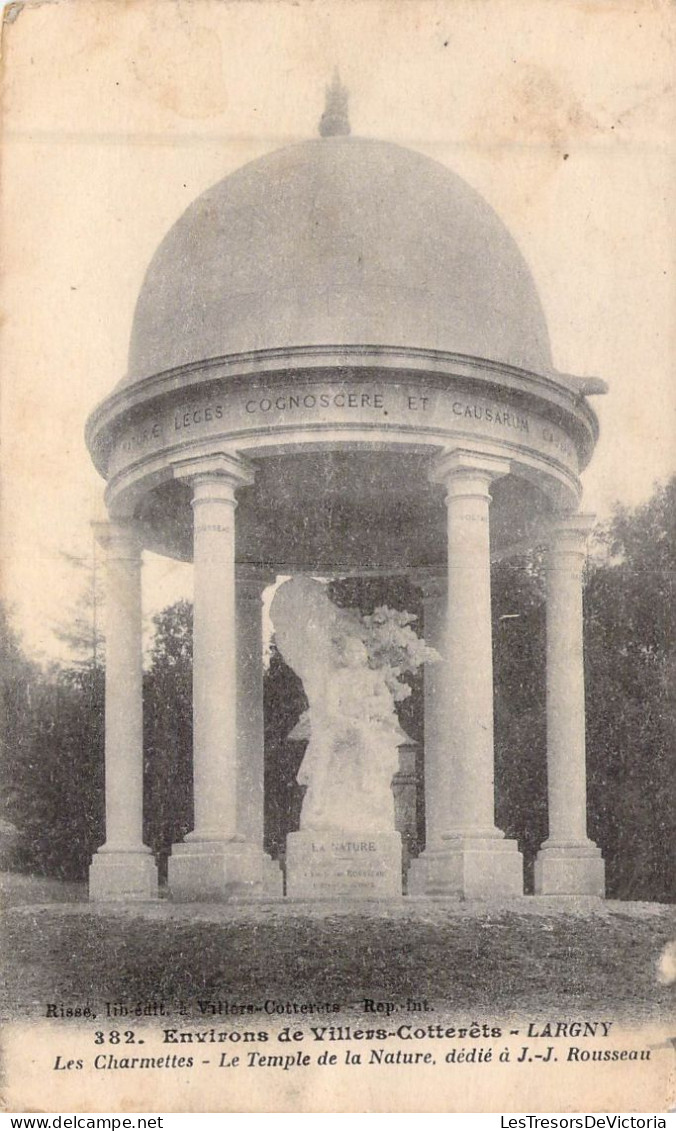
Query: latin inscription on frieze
[[111, 382, 577, 475]]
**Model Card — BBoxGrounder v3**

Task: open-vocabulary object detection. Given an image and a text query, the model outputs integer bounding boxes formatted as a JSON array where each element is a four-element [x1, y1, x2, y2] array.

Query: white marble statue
[[270, 577, 402, 833]]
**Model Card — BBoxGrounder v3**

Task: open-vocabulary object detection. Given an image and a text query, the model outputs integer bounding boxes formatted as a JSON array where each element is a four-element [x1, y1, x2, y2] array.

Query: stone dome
[[126, 136, 553, 384]]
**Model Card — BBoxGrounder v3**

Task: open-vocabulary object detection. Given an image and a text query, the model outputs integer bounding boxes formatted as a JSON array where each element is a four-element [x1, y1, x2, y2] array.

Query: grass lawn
[[2, 875, 674, 1023]]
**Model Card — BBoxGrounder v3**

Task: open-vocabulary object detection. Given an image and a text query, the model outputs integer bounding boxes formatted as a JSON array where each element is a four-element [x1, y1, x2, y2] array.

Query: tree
[[143, 600, 193, 871], [491, 479, 675, 901], [585, 478, 675, 901], [0, 605, 40, 867], [23, 663, 105, 878], [51, 546, 105, 668], [264, 642, 308, 858], [1, 604, 105, 879], [491, 553, 547, 889]]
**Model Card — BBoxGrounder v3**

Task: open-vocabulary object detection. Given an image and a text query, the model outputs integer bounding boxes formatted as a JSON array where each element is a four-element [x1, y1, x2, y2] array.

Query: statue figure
[[270, 577, 402, 833]]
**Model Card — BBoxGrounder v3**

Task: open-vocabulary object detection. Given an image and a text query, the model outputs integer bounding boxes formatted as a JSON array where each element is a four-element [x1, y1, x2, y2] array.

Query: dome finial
[[319, 69, 351, 137]]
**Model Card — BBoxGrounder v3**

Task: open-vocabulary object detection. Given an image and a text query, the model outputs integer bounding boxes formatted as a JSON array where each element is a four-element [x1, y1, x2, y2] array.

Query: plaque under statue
[[270, 576, 437, 898]]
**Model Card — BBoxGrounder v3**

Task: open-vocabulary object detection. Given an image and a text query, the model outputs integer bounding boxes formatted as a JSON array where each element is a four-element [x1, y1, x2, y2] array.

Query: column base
[[168, 839, 282, 901], [89, 848, 158, 902], [408, 836, 523, 899], [534, 841, 605, 897], [286, 830, 402, 899]]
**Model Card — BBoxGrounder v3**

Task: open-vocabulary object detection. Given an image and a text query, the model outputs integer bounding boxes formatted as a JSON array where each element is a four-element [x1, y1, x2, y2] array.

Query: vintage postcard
[[1, 0, 674, 1115]]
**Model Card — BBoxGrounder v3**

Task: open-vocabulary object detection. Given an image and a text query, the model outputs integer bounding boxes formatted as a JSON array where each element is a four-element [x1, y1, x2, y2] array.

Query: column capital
[[92, 518, 143, 560], [170, 452, 256, 495], [429, 449, 511, 497], [548, 512, 596, 557]]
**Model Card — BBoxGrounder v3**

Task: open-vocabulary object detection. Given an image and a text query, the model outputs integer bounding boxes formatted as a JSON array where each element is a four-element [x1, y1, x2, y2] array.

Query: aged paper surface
[[1, 0, 675, 1115]]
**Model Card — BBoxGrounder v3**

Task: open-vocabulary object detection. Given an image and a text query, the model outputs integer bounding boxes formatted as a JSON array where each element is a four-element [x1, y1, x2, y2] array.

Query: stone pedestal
[[89, 851, 159, 902], [169, 840, 280, 901], [286, 831, 403, 899], [408, 836, 523, 899], [534, 842, 605, 897]]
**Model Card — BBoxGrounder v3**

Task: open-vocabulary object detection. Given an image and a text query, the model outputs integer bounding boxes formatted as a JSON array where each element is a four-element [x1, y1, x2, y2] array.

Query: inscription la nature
[[311, 841, 377, 854], [119, 389, 573, 459]]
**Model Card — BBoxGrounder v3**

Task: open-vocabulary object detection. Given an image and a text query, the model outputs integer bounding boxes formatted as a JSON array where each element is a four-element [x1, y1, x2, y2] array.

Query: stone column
[[534, 514, 605, 896], [236, 570, 282, 894], [411, 452, 523, 899], [167, 454, 268, 900], [89, 520, 157, 901]]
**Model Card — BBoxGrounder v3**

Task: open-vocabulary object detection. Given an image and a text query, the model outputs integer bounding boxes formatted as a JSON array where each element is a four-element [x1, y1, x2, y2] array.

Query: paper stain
[[3, 3, 23, 25], [129, 17, 226, 119], [2, 0, 60, 26], [470, 62, 602, 156]]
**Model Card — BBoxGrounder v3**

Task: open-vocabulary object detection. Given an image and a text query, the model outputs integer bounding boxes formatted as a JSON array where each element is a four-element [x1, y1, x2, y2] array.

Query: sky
[[1, 0, 674, 662]]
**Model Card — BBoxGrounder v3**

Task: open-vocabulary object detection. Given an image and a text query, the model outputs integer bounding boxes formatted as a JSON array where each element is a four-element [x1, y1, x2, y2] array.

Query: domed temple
[[86, 80, 607, 902]]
